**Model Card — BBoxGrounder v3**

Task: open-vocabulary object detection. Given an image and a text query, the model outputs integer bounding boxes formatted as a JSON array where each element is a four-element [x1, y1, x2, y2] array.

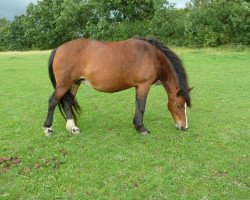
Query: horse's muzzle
[[176, 124, 188, 131]]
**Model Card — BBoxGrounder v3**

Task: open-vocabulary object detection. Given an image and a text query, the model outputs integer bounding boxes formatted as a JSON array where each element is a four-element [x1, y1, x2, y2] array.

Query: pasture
[[0, 48, 249, 199]]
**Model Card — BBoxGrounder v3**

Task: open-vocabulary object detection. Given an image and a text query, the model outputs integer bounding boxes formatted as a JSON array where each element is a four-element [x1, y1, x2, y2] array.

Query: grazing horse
[[43, 37, 192, 136]]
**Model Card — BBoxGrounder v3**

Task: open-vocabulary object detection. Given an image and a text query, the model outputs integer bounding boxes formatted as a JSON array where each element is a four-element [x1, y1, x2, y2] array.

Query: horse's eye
[[177, 105, 182, 109]]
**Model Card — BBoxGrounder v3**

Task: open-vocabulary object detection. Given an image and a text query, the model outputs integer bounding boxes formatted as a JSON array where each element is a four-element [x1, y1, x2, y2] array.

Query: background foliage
[[0, 0, 249, 50]]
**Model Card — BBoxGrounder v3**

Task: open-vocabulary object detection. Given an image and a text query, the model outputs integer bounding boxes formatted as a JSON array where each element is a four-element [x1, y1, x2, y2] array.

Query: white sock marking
[[66, 119, 75, 130], [44, 127, 52, 136], [66, 119, 79, 134]]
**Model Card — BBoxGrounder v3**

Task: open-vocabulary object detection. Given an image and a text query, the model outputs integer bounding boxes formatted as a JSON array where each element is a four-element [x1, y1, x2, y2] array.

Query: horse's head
[[167, 88, 192, 131]]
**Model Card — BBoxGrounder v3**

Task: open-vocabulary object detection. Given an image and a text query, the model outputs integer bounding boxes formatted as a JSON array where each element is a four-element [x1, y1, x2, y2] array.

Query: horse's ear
[[188, 87, 194, 93], [176, 89, 183, 96]]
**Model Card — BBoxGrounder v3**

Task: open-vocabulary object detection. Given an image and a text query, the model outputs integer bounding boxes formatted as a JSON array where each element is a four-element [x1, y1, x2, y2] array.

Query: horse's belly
[[80, 77, 132, 93]]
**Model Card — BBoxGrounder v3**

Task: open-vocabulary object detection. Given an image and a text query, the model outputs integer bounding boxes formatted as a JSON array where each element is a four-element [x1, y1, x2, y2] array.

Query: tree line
[[0, 0, 249, 51]]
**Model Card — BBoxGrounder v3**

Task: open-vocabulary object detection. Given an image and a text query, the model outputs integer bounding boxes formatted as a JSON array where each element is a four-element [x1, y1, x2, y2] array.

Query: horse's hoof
[[140, 131, 149, 136], [44, 127, 52, 137], [71, 127, 80, 135]]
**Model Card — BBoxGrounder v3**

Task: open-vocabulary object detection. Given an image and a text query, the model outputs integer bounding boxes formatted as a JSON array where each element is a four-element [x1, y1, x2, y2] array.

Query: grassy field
[[0, 48, 249, 199]]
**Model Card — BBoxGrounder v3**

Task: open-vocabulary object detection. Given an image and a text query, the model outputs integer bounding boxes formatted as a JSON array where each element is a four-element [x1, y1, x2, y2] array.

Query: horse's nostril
[[181, 126, 188, 131], [176, 124, 188, 131]]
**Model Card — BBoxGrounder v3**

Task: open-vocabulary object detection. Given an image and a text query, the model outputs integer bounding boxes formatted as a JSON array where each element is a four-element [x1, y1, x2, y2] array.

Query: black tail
[[48, 49, 57, 88], [48, 49, 81, 123]]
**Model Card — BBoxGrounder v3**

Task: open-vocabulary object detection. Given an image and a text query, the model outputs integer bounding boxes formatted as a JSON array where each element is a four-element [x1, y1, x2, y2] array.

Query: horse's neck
[[161, 59, 179, 95], [165, 80, 178, 95]]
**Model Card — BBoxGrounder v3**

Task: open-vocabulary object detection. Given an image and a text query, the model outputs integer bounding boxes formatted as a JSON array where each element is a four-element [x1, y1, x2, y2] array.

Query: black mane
[[134, 37, 191, 107]]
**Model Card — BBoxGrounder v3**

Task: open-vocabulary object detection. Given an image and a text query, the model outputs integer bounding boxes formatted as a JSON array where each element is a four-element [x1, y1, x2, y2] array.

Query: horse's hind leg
[[65, 84, 80, 134], [64, 99, 79, 134], [133, 84, 150, 135]]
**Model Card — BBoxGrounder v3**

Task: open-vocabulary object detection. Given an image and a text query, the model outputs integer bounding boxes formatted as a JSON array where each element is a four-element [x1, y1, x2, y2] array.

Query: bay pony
[[43, 38, 192, 136]]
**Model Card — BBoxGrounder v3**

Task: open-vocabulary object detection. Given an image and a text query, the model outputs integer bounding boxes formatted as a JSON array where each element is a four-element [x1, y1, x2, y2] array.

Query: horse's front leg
[[133, 84, 150, 135]]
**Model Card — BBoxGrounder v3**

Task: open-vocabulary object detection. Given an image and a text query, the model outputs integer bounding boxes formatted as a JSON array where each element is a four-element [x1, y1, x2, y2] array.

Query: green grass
[[0, 48, 249, 199]]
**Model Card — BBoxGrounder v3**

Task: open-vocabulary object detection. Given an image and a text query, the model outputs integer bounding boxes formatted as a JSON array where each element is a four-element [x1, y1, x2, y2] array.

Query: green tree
[[186, 0, 211, 8], [0, 0, 249, 50], [24, 0, 64, 49], [7, 15, 31, 50], [0, 18, 11, 50], [53, 0, 94, 42], [184, 0, 249, 47], [150, 7, 187, 45], [24, 0, 96, 49], [86, 0, 156, 40]]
